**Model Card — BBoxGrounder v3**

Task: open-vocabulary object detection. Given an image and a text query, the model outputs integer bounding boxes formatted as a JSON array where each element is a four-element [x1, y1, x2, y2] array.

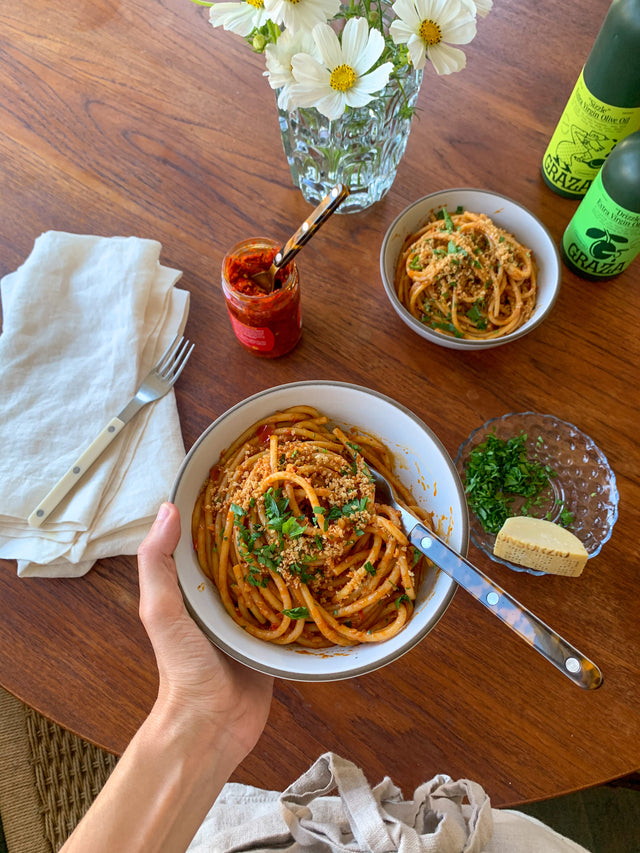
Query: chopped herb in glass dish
[[462, 431, 572, 535]]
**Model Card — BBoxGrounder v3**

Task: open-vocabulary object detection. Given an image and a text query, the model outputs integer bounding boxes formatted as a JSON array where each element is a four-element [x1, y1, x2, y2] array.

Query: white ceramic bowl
[[170, 381, 468, 681], [380, 188, 561, 350]]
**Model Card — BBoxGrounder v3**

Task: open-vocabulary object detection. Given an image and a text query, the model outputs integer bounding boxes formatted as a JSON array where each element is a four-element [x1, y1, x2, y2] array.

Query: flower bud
[[252, 33, 267, 52]]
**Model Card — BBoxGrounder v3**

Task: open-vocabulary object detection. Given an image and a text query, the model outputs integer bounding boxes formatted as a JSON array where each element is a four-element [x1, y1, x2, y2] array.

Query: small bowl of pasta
[[170, 381, 468, 681], [380, 188, 561, 350]]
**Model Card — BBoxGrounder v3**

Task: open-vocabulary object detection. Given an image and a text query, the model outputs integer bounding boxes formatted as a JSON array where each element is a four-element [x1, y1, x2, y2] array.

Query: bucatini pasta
[[395, 206, 537, 340], [192, 406, 433, 647]]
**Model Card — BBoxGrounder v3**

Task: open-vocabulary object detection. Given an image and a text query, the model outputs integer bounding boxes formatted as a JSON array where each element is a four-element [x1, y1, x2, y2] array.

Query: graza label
[[542, 72, 640, 196], [562, 171, 640, 278]]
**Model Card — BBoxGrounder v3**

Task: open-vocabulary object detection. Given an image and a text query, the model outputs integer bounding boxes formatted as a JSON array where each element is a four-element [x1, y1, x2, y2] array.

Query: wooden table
[[1, 0, 638, 808]]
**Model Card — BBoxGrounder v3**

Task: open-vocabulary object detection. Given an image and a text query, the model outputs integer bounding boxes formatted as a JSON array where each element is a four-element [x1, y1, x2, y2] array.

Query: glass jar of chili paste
[[221, 237, 301, 358]]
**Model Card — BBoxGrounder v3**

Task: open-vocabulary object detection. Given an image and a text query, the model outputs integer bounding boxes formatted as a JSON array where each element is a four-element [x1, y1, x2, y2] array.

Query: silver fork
[[28, 335, 194, 528], [369, 464, 603, 691]]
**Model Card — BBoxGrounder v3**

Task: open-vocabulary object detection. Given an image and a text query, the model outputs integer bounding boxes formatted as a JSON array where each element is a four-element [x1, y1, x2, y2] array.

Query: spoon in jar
[[251, 184, 350, 293]]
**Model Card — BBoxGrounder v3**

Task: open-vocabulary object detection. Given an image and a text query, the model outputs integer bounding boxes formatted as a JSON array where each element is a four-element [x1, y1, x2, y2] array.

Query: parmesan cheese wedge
[[493, 516, 589, 576]]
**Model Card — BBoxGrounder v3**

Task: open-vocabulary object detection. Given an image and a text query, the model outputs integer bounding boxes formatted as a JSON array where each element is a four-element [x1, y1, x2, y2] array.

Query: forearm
[[60, 700, 241, 853], [61, 503, 274, 852]]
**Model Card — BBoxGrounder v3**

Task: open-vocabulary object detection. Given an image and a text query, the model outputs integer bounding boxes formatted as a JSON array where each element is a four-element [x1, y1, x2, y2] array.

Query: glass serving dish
[[455, 412, 619, 575]]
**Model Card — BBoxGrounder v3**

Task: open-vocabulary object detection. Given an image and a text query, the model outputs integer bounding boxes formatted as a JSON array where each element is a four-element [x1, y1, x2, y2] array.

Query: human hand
[[137, 502, 273, 763]]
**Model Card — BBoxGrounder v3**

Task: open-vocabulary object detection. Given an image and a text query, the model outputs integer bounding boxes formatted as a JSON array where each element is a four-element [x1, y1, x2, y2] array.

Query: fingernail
[[157, 502, 172, 523]]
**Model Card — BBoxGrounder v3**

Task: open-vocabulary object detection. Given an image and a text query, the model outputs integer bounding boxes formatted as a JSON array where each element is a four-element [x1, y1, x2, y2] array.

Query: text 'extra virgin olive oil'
[[561, 130, 640, 280], [542, 0, 640, 198]]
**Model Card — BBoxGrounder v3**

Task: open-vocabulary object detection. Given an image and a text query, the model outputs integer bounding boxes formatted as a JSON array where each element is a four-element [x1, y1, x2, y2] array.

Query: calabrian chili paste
[[222, 239, 301, 358]]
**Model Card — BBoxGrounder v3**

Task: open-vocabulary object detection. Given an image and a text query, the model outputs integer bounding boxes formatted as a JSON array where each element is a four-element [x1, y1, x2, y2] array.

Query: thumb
[[138, 502, 183, 630]]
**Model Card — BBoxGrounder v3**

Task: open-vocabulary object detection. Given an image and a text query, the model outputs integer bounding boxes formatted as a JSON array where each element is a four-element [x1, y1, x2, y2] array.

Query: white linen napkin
[[188, 753, 590, 853], [0, 232, 190, 578]]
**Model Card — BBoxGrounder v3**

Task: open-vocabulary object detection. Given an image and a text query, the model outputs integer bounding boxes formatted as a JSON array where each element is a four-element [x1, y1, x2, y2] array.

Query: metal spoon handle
[[410, 521, 603, 690], [274, 184, 349, 268]]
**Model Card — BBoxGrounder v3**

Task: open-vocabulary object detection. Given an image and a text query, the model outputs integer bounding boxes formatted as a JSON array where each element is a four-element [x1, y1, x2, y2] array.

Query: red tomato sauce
[[222, 240, 302, 358], [226, 247, 288, 295], [256, 424, 274, 443]]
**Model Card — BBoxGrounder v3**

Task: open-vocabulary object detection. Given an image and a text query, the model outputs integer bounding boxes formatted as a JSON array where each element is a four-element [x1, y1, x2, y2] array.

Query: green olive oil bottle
[[542, 0, 640, 198], [561, 130, 640, 279]]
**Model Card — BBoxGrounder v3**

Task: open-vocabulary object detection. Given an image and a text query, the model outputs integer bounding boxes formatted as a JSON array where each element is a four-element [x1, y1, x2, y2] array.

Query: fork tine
[[161, 338, 194, 384], [155, 334, 182, 373]]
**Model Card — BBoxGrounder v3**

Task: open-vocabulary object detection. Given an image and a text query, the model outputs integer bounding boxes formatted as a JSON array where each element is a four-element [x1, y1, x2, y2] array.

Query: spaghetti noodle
[[192, 406, 433, 647], [395, 207, 537, 340]]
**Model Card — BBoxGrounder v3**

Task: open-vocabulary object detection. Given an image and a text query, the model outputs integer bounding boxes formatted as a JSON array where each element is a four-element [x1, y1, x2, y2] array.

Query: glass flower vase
[[277, 68, 423, 214]]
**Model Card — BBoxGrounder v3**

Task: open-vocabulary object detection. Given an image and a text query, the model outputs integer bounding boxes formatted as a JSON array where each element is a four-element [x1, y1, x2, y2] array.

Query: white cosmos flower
[[289, 17, 393, 120], [470, 0, 492, 16], [263, 0, 340, 35], [209, 0, 270, 37], [389, 0, 477, 74], [264, 29, 321, 110]]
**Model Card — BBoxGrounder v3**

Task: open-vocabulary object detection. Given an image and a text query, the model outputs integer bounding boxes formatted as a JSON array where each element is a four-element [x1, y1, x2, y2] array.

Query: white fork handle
[[27, 416, 126, 528]]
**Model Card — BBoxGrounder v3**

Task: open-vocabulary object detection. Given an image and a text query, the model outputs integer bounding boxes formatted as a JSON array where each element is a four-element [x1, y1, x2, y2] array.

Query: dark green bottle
[[542, 0, 640, 198], [561, 130, 640, 279]]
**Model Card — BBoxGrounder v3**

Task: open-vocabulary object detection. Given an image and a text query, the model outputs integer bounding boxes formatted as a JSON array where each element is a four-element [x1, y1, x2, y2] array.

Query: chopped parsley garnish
[[463, 432, 560, 535], [230, 503, 245, 519], [281, 516, 307, 538], [289, 561, 315, 584], [236, 519, 264, 554], [436, 206, 455, 231], [264, 488, 307, 538], [429, 319, 464, 338], [548, 503, 574, 527], [342, 497, 368, 516], [253, 542, 280, 571], [560, 507, 574, 525], [325, 505, 344, 522], [264, 488, 288, 524], [246, 570, 269, 588], [325, 497, 369, 523], [282, 607, 309, 620], [447, 240, 467, 256], [466, 302, 487, 329]]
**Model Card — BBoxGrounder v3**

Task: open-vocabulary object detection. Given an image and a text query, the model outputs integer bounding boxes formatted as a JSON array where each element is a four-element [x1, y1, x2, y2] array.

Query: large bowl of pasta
[[170, 381, 468, 681], [380, 188, 561, 350]]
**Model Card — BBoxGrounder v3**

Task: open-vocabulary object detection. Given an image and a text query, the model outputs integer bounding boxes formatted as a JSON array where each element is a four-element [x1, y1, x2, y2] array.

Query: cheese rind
[[493, 516, 589, 576]]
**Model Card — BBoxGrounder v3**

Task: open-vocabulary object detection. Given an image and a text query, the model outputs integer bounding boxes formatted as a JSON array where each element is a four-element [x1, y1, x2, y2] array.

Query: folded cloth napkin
[[188, 752, 590, 853], [0, 232, 189, 578]]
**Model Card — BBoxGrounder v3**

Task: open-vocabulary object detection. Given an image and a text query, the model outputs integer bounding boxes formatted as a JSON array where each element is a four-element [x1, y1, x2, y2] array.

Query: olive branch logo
[[585, 227, 628, 261]]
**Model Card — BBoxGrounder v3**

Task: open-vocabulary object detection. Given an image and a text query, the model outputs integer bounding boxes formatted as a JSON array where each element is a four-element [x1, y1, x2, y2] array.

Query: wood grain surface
[[1, 0, 638, 807]]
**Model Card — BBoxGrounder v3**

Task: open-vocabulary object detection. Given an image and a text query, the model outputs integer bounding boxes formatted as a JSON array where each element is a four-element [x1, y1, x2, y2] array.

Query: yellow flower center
[[246, 0, 264, 7], [418, 19, 442, 45], [330, 63, 356, 92]]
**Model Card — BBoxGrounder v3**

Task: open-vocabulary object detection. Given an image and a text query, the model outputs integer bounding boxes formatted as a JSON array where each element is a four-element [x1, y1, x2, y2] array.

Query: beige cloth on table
[[0, 231, 189, 577], [188, 753, 590, 853]]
